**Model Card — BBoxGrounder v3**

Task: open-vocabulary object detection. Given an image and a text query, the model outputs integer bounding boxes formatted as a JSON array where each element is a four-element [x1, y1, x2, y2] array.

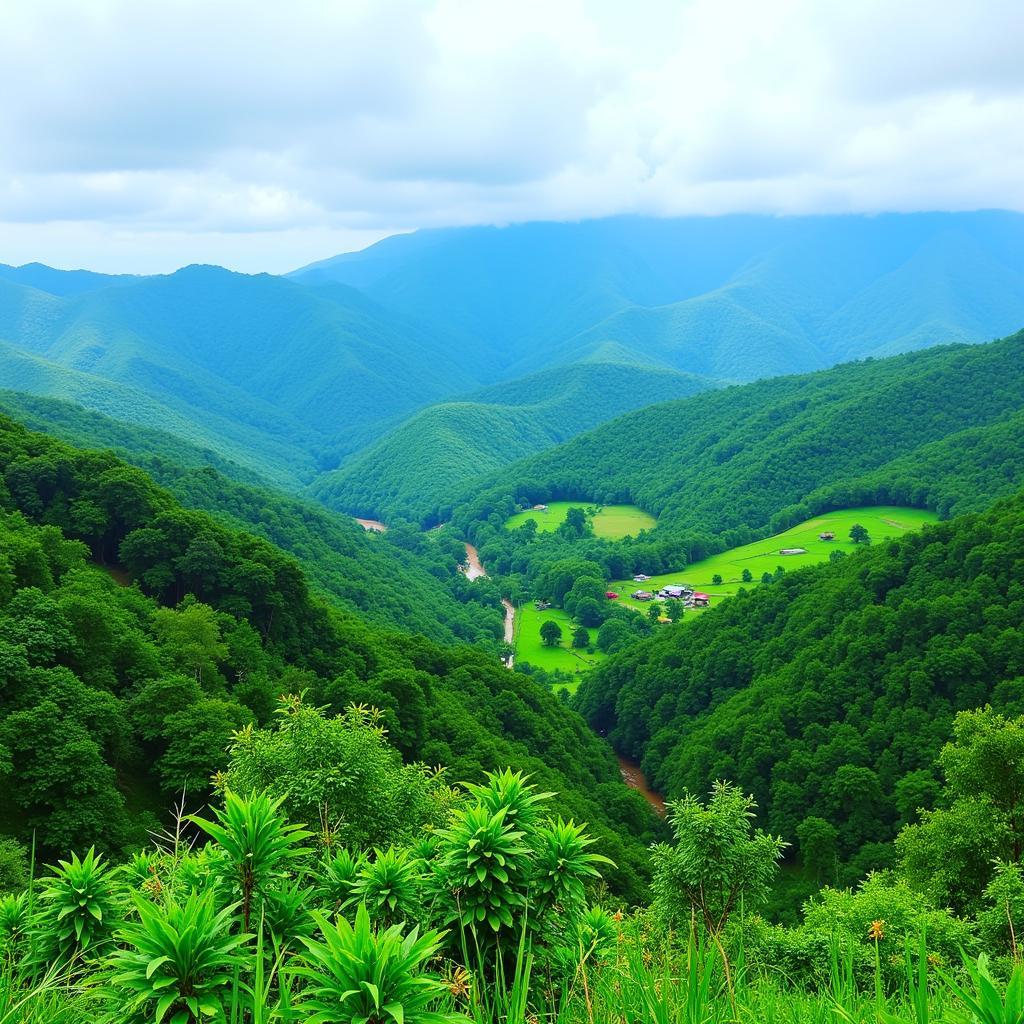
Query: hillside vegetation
[[313, 361, 711, 524], [454, 332, 1024, 591], [0, 414, 659, 896], [576, 490, 1024, 880], [0, 391, 504, 646]]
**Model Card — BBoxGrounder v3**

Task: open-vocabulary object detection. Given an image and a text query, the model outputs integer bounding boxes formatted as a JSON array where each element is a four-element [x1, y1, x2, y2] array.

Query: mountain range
[[2, 210, 1024, 517]]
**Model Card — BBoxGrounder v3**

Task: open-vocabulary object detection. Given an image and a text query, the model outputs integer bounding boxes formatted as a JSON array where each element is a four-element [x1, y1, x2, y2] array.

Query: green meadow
[[514, 603, 604, 689], [610, 506, 938, 612], [514, 507, 938, 685], [505, 501, 656, 539]]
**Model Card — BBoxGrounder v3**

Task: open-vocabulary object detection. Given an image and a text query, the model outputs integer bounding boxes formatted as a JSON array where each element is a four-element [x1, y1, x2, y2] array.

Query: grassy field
[[610, 506, 938, 613], [513, 507, 938, 687], [505, 501, 656, 539], [514, 603, 604, 690]]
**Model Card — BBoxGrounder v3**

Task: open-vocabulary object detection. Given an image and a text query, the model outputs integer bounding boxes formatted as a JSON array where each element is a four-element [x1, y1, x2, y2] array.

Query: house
[[534, 600, 551, 611], [631, 590, 655, 601], [605, 591, 619, 599], [689, 592, 711, 607], [532, 504, 548, 512], [659, 585, 689, 599], [819, 531, 835, 540], [633, 574, 650, 582]]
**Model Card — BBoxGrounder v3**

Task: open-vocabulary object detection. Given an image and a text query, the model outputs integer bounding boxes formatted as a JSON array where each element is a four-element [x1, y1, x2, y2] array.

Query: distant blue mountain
[[292, 211, 1024, 381]]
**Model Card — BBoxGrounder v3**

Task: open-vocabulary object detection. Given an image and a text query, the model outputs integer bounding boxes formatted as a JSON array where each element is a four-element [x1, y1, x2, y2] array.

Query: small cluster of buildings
[[629, 581, 710, 608]]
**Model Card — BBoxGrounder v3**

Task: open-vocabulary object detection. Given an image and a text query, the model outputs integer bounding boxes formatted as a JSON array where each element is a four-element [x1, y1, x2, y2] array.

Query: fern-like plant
[[532, 817, 613, 914], [294, 902, 463, 1024], [463, 770, 552, 832], [435, 805, 530, 934], [346, 847, 423, 929], [188, 790, 313, 930], [315, 848, 367, 913], [37, 848, 120, 963], [106, 890, 247, 1024]]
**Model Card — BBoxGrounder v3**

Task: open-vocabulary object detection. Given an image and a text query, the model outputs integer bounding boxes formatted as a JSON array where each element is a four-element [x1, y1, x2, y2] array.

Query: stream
[[463, 544, 516, 668], [616, 753, 667, 815], [462, 544, 660, 809]]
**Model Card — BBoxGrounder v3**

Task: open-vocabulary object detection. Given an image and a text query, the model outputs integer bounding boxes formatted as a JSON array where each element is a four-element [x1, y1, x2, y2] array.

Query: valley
[[511, 505, 938, 686], [4, 219, 1024, 1024]]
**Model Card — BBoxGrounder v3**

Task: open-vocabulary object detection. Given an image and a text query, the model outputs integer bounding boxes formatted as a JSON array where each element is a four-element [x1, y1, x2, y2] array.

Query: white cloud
[[0, 0, 1021, 272]]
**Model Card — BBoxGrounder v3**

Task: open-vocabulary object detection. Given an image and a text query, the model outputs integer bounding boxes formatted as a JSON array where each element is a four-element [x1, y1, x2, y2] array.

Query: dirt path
[[616, 753, 666, 815], [355, 517, 388, 532], [463, 542, 486, 580]]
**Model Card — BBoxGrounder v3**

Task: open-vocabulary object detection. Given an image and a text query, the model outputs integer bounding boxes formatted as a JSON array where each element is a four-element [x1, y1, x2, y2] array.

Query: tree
[[597, 619, 630, 654], [540, 620, 563, 647], [897, 708, 1024, 914], [849, 523, 870, 544], [572, 627, 590, 649], [561, 507, 589, 538], [760, 572, 772, 584], [574, 597, 604, 628], [712, 574, 723, 586], [651, 782, 785, 986], [796, 816, 838, 883], [741, 569, 753, 583], [664, 599, 684, 622], [647, 603, 662, 622]]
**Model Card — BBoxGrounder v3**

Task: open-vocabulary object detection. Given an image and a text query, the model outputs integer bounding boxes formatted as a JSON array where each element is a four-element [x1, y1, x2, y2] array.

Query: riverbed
[[616, 753, 666, 815]]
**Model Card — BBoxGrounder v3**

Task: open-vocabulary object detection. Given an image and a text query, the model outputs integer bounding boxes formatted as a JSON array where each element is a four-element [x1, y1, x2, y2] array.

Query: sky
[[1, 0, 1022, 274]]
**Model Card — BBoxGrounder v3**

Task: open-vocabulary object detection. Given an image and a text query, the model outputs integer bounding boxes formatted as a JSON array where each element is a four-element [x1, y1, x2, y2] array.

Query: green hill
[[0, 390, 504, 648], [456, 331, 1024, 549], [0, 267, 471, 485], [575, 489, 1024, 878], [311, 360, 713, 524]]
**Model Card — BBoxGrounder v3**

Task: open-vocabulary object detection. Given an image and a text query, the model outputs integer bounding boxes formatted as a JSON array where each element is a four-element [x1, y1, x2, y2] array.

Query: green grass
[[514, 603, 604, 689], [513, 506, 938, 684], [611, 505, 938, 613], [505, 501, 656, 539]]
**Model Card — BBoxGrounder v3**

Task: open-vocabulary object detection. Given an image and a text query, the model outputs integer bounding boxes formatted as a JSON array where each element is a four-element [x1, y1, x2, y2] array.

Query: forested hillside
[[0, 414, 659, 897], [0, 391, 504, 646], [575, 490, 1024, 880], [313, 360, 713, 524], [295, 211, 1024, 381], [0, 267, 470, 485], [453, 332, 1024, 588]]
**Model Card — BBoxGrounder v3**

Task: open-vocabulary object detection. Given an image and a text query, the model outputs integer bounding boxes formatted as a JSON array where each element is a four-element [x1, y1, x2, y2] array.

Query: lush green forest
[[451, 332, 1024, 594], [0, 391, 505, 647], [576, 490, 1024, 884], [0, 414, 660, 901], [313, 361, 712, 525]]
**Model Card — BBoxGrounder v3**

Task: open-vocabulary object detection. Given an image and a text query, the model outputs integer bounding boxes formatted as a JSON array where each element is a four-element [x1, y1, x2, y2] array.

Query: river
[[616, 753, 667, 815], [463, 544, 516, 668], [463, 542, 486, 580]]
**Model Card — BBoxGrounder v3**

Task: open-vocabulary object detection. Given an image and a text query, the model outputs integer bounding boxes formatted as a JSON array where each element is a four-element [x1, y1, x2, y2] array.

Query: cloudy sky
[[1, 0, 1022, 273]]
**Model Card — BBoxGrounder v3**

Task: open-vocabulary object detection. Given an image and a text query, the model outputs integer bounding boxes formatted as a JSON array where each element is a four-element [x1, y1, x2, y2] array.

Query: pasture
[[504, 501, 656, 539], [514, 603, 604, 690], [610, 506, 938, 613]]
